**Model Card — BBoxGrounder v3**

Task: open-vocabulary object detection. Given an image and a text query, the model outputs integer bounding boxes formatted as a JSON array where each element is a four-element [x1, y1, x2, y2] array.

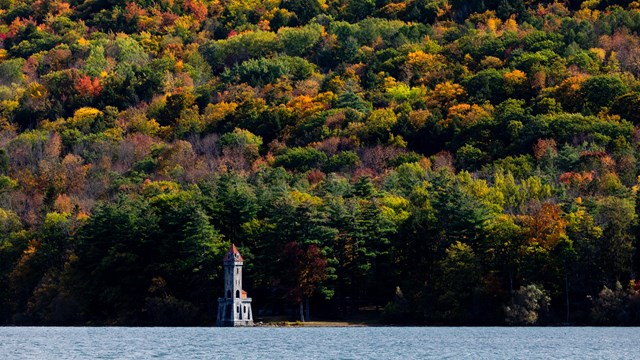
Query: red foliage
[[559, 171, 594, 186], [579, 150, 607, 159], [5, 17, 37, 40], [433, 150, 454, 172], [185, 0, 208, 22], [307, 169, 326, 185], [74, 75, 102, 97], [124, 2, 147, 23], [353, 167, 376, 181], [533, 139, 557, 159], [282, 242, 328, 303]]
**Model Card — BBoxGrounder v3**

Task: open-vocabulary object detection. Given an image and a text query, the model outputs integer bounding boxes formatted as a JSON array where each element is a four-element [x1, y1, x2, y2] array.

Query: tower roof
[[223, 244, 243, 263]]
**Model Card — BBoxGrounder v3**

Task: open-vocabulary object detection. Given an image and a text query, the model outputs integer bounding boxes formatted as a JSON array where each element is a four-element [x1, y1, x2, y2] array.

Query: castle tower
[[216, 244, 253, 326]]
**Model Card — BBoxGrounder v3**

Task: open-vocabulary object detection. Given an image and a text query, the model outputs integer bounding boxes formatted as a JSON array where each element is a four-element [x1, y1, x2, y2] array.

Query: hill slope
[[1, 0, 640, 325]]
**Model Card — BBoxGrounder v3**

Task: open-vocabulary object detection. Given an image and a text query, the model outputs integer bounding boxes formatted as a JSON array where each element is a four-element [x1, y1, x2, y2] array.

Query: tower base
[[216, 297, 254, 327]]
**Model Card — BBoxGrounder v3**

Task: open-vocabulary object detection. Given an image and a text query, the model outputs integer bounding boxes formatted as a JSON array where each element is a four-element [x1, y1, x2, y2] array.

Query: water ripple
[[0, 327, 638, 359]]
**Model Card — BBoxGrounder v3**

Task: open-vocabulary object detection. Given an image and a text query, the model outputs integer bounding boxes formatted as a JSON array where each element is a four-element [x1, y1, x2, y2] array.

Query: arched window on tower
[[236, 290, 240, 298]]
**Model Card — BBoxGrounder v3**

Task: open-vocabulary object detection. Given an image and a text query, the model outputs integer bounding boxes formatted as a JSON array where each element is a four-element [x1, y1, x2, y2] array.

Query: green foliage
[[280, 0, 322, 25], [229, 56, 315, 86], [344, 0, 376, 23], [581, 75, 629, 113], [274, 147, 328, 171], [2, 0, 640, 326], [73, 190, 225, 325], [278, 24, 323, 57], [0, 58, 25, 85], [200, 31, 281, 71], [464, 68, 506, 104], [324, 151, 360, 173]]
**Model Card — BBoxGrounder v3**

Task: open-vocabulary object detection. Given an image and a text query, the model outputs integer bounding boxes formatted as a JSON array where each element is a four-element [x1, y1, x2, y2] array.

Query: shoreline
[[257, 320, 375, 327]]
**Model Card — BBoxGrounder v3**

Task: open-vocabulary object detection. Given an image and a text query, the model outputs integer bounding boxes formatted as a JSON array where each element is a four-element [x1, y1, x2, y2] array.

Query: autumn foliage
[[2, 0, 640, 325]]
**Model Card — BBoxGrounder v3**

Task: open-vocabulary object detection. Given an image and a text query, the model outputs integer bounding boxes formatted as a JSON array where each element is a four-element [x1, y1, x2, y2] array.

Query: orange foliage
[[185, 0, 209, 22], [533, 139, 557, 159], [54, 193, 74, 213], [428, 81, 465, 108], [444, 103, 492, 128], [74, 75, 103, 97], [125, 2, 147, 22], [559, 171, 594, 186], [522, 202, 567, 250], [404, 51, 447, 84], [286, 95, 326, 118]]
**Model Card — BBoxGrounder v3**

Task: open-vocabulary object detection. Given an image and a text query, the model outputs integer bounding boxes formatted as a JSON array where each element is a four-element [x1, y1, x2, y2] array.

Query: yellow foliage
[[487, 17, 501, 33], [290, 190, 323, 206], [314, 91, 336, 107], [589, 48, 606, 61], [580, 0, 601, 10], [1, 99, 19, 114], [28, 82, 47, 99], [204, 101, 238, 125], [367, 108, 398, 132], [388, 134, 407, 148], [77, 38, 89, 47], [503, 69, 527, 86], [69, 107, 103, 132], [72, 107, 102, 122], [326, 76, 348, 93], [503, 17, 518, 32], [407, 51, 439, 69], [575, 8, 600, 21], [445, 103, 492, 128], [172, 15, 196, 34], [175, 60, 184, 72], [132, 117, 163, 137], [383, 76, 398, 89], [380, 194, 411, 224], [408, 109, 431, 129], [39, 118, 67, 132], [22, 239, 40, 257], [287, 95, 325, 118], [419, 157, 432, 170], [429, 81, 465, 106], [0, 117, 16, 132], [103, 127, 124, 142], [142, 180, 181, 197], [405, 51, 447, 84], [480, 56, 504, 69], [258, 19, 271, 31]]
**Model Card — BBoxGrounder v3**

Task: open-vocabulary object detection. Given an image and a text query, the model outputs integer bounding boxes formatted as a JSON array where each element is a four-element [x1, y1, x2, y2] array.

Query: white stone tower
[[217, 244, 253, 326]]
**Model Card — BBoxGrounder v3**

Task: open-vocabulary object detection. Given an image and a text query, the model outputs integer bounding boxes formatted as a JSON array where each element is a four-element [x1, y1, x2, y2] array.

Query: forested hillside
[[2, 0, 640, 325]]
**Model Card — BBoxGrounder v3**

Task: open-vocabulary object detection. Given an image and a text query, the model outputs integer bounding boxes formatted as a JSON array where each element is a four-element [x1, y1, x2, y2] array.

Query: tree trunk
[[565, 272, 570, 324], [299, 302, 305, 322], [305, 297, 310, 322], [508, 269, 514, 293]]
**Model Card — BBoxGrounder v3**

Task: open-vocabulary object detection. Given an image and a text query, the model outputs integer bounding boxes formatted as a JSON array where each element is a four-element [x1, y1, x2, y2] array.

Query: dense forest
[[2, 0, 640, 326]]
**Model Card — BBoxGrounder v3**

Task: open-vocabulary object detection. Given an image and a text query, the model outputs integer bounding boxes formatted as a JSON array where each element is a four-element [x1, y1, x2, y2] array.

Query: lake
[[0, 326, 638, 359]]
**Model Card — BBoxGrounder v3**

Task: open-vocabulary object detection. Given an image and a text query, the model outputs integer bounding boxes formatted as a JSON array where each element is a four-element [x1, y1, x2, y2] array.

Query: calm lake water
[[0, 326, 638, 359]]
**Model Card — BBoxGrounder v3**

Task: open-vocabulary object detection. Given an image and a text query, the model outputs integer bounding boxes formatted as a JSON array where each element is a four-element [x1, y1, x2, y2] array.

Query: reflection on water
[[0, 326, 638, 359]]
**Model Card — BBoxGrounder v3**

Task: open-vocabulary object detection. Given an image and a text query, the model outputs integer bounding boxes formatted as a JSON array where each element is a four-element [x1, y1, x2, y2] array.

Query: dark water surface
[[0, 326, 638, 359]]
